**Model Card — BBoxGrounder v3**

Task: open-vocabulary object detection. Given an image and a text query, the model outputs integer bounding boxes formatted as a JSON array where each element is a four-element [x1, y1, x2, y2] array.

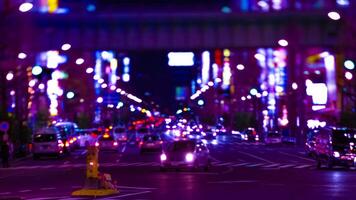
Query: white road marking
[[214, 162, 233, 166], [263, 163, 281, 168], [40, 187, 56, 190], [279, 164, 296, 169], [245, 163, 265, 167], [121, 145, 127, 153], [209, 180, 258, 184], [113, 190, 152, 198], [0, 192, 11, 195], [294, 164, 312, 169], [19, 189, 32, 193], [232, 163, 249, 167], [238, 151, 274, 163], [81, 150, 88, 155], [279, 152, 314, 162]]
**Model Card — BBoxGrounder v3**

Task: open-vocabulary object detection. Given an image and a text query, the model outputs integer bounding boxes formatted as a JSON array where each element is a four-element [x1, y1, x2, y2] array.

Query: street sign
[[0, 121, 9, 132]]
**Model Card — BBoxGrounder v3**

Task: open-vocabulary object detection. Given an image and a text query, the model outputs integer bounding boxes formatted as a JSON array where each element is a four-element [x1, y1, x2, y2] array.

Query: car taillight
[[113, 142, 118, 146], [160, 154, 167, 161], [65, 141, 69, 147]]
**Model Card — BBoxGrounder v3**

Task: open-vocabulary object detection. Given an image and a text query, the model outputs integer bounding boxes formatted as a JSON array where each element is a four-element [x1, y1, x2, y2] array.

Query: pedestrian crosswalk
[[0, 160, 315, 171]]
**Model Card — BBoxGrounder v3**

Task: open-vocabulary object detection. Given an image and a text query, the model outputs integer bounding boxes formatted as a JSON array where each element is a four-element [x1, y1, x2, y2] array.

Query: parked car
[[54, 122, 79, 152], [315, 127, 356, 169], [139, 134, 163, 153], [265, 131, 282, 145], [160, 139, 211, 171], [32, 127, 64, 159]]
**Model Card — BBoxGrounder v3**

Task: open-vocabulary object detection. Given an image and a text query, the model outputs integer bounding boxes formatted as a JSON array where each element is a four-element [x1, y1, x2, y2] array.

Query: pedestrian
[[1, 141, 10, 168]]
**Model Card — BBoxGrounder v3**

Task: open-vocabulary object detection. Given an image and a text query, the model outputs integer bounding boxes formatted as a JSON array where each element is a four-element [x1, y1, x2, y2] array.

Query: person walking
[[1, 141, 10, 168]]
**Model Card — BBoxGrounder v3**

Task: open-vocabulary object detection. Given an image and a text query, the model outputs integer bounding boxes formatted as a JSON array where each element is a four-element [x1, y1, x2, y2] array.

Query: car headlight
[[160, 154, 167, 161], [333, 151, 340, 158], [185, 153, 194, 162]]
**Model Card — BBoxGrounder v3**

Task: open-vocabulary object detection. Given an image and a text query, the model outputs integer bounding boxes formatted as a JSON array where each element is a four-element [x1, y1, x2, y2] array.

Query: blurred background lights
[[292, 82, 298, 90], [19, 2, 33, 12], [86, 67, 94, 74], [197, 99, 204, 106], [278, 39, 288, 47], [250, 88, 258, 96], [123, 74, 130, 82], [61, 43, 71, 51], [221, 6, 232, 13], [18, 52, 27, 59], [32, 66, 43, 76], [123, 57, 130, 65], [75, 58, 84, 65], [97, 97, 103, 103], [344, 60, 355, 70], [337, 0, 350, 6], [241, 96, 246, 101], [10, 90, 15, 96], [66, 91, 75, 99], [38, 83, 45, 90], [236, 64, 245, 71], [86, 4, 96, 12], [345, 71, 353, 80], [328, 11, 341, 20], [6, 72, 14, 81]]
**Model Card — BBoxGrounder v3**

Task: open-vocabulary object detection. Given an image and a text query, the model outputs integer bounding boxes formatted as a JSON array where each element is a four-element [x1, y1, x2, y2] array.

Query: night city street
[[3, 134, 356, 200], [1, 0, 356, 200]]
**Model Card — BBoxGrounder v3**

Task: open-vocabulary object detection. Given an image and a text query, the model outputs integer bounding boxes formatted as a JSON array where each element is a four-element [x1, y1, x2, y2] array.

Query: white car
[[32, 127, 65, 159]]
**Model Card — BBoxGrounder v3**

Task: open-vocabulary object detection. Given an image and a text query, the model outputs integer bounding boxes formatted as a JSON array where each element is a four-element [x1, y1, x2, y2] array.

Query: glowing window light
[[328, 11, 341, 21], [236, 64, 245, 71], [345, 72, 353, 80], [75, 58, 84, 65], [344, 60, 355, 70], [123, 74, 130, 82], [201, 51, 210, 85], [61, 43, 71, 51], [66, 91, 75, 99], [32, 66, 42, 76], [46, 51, 61, 69], [324, 55, 337, 105], [278, 39, 288, 47], [168, 52, 194, 66], [97, 97, 103, 103], [6, 72, 14, 81], [19, 2, 33, 12], [257, 0, 269, 11], [312, 105, 326, 111], [18, 52, 27, 59], [272, 0, 282, 10], [86, 68, 94, 74]]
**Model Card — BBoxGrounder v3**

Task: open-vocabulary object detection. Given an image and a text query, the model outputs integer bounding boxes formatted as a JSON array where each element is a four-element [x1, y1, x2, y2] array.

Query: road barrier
[[71, 146, 119, 197]]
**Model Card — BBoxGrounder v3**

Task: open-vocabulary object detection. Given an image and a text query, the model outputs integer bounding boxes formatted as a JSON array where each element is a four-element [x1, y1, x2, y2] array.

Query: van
[[32, 127, 64, 159]]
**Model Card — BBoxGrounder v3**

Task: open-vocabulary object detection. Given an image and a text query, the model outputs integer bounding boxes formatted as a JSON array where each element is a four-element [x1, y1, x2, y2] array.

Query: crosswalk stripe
[[214, 162, 233, 166], [279, 164, 296, 168], [232, 163, 249, 167], [245, 163, 265, 167], [294, 164, 312, 169], [263, 164, 280, 168]]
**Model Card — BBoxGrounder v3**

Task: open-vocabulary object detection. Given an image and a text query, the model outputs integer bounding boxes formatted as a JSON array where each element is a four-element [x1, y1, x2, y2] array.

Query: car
[[160, 139, 211, 171], [314, 127, 356, 169], [139, 134, 163, 153], [113, 127, 128, 142], [201, 128, 217, 140], [95, 133, 119, 151], [264, 131, 282, 145], [54, 122, 79, 152], [241, 128, 260, 142], [135, 127, 149, 144], [32, 127, 65, 159]]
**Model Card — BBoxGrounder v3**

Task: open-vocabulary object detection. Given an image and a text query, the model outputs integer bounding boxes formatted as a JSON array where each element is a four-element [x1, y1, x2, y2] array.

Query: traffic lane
[[119, 142, 161, 163]]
